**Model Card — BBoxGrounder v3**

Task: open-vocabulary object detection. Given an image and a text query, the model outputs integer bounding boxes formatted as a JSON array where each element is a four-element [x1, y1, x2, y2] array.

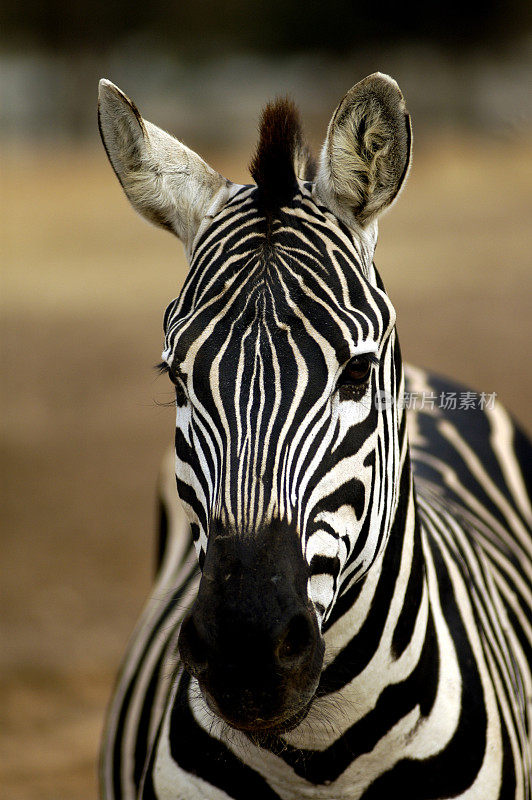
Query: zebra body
[[98, 75, 532, 799]]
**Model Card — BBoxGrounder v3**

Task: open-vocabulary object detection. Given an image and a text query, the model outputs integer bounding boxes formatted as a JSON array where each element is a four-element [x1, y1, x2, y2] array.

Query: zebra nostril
[[178, 614, 208, 677], [276, 612, 314, 665]]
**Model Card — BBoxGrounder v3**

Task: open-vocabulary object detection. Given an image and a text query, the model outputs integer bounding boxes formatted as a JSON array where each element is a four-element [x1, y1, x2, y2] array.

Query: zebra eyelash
[[340, 352, 380, 372], [155, 360, 179, 387], [155, 361, 188, 406]]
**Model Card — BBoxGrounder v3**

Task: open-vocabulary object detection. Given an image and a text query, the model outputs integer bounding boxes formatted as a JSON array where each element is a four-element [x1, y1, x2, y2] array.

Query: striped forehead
[[163, 185, 393, 368]]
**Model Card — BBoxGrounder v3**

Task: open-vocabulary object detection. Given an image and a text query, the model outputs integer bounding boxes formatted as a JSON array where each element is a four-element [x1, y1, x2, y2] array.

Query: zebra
[[97, 73, 532, 799]]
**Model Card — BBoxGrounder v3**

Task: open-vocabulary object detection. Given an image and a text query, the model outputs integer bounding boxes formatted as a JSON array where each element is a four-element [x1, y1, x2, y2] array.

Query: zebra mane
[[249, 98, 316, 220]]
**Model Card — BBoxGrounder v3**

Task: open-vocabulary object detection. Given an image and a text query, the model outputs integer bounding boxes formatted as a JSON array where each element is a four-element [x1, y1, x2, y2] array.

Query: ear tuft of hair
[[249, 98, 315, 217]]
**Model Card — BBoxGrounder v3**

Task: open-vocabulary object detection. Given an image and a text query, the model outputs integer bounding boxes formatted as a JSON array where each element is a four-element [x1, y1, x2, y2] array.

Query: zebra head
[[99, 74, 411, 736]]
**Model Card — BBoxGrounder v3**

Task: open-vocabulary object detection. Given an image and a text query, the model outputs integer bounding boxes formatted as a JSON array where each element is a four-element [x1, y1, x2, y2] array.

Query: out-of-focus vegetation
[[3, 0, 530, 53], [1, 0, 531, 143]]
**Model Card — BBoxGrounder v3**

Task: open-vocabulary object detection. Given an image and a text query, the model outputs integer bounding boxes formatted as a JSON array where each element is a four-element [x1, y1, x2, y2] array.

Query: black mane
[[249, 98, 315, 221]]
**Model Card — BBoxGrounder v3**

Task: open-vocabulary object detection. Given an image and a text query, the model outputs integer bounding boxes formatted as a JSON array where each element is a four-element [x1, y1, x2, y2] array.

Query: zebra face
[[163, 183, 399, 613], [165, 184, 399, 733], [99, 72, 411, 733]]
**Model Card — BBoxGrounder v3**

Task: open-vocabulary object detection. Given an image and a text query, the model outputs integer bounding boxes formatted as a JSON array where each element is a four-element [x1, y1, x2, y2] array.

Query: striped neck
[[280, 441, 428, 753]]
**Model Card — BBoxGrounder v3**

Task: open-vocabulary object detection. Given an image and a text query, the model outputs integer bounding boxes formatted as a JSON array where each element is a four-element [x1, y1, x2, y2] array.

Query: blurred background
[[2, 2, 531, 797]]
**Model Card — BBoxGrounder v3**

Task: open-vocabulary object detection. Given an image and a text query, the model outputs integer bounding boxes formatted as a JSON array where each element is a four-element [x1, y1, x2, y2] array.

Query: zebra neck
[[281, 450, 432, 750]]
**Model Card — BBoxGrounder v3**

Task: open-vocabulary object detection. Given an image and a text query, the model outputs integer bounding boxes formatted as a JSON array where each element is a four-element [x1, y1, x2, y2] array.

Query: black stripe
[[168, 672, 281, 799], [391, 516, 425, 660]]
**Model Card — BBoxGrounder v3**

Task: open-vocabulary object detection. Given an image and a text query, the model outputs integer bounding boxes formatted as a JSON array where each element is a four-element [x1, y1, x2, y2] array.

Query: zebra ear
[[315, 73, 412, 229], [98, 79, 230, 249]]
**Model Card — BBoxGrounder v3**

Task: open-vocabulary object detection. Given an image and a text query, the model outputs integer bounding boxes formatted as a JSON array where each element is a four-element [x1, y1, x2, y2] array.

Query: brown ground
[[2, 136, 531, 799]]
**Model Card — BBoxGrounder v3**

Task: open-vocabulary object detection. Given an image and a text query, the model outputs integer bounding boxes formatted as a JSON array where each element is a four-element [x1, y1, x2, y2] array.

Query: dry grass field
[[2, 135, 531, 799]]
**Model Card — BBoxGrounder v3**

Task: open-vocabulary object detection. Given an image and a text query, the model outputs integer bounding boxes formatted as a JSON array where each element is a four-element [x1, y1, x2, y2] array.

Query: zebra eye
[[338, 355, 372, 387], [156, 361, 188, 405]]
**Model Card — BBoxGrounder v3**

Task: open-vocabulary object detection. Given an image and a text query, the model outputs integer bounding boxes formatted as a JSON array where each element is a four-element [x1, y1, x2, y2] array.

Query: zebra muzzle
[[177, 522, 325, 733]]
